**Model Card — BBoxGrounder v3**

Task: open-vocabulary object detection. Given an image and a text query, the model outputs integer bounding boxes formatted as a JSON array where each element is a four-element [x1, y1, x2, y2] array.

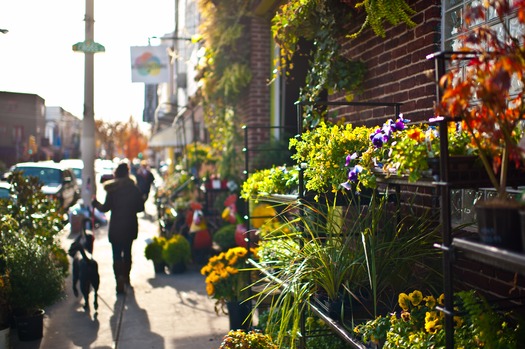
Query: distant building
[[0, 91, 46, 167], [0, 91, 82, 168], [45, 106, 82, 160]]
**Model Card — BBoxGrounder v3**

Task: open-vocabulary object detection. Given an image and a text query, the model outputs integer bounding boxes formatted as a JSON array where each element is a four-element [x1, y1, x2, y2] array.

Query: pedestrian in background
[[92, 162, 144, 294], [136, 160, 155, 202]]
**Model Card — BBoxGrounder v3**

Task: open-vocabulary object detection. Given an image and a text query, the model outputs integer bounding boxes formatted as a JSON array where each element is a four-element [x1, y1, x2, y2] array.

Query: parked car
[[95, 159, 116, 183], [0, 181, 15, 201], [10, 161, 80, 210], [60, 159, 84, 187]]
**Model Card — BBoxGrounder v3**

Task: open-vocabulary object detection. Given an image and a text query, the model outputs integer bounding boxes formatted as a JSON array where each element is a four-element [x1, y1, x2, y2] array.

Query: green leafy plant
[[218, 329, 278, 349], [0, 274, 11, 329], [272, 0, 367, 127], [145, 236, 167, 263], [161, 234, 191, 267], [0, 171, 67, 315], [2, 231, 66, 314], [213, 224, 237, 252], [251, 191, 442, 348], [196, 0, 250, 180], [350, 0, 416, 38], [289, 121, 370, 194], [241, 166, 299, 202]]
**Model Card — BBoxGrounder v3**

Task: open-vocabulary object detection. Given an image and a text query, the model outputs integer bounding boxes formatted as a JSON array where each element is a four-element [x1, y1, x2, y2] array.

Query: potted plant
[[218, 329, 277, 349], [0, 273, 11, 347], [0, 171, 67, 341], [161, 234, 191, 274], [200, 246, 258, 330], [437, 0, 525, 250], [252, 192, 442, 349], [144, 236, 167, 274], [213, 224, 237, 252], [3, 233, 66, 341]]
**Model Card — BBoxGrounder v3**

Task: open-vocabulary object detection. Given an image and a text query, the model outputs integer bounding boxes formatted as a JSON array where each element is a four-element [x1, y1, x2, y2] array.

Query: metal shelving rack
[[428, 50, 525, 349]]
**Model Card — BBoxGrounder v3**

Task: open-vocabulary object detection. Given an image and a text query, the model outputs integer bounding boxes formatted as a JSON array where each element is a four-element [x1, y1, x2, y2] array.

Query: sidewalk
[[10, 196, 230, 349]]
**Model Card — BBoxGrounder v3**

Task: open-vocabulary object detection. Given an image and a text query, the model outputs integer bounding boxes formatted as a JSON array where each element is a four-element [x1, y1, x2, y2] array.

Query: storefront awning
[[148, 126, 185, 148]]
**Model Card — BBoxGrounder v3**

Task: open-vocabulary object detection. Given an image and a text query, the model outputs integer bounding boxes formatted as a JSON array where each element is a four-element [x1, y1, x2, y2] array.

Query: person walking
[[92, 162, 144, 294], [135, 160, 155, 202]]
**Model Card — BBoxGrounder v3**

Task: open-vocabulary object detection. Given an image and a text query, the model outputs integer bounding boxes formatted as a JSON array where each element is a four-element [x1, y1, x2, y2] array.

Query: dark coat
[[94, 177, 144, 245]]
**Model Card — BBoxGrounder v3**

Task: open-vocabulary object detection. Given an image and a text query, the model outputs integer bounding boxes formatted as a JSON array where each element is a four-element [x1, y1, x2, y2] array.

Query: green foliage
[[0, 171, 68, 313], [351, 0, 416, 38], [2, 171, 66, 244], [258, 308, 355, 349], [2, 232, 65, 313], [213, 224, 237, 252], [251, 192, 442, 348], [219, 329, 278, 349], [289, 121, 370, 193], [241, 166, 299, 202], [272, 0, 367, 127], [145, 236, 167, 263], [196, 0, 251, 179], [161, 234, 191, 266]]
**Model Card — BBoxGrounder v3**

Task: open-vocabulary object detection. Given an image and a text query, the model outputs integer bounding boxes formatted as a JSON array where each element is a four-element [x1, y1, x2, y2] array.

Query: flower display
[[240, 166, 299, 202], [354, 289, 520, 348], [341, 116, 475, 189], [218, 329, 278, 349], [289, 121, 371, 193], [201, 247, 258, 313]]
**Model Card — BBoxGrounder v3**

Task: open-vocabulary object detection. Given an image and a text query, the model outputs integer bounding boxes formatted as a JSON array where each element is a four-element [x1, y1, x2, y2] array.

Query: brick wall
[[334, 0, 441, 126], [238, 15, 273, 171]]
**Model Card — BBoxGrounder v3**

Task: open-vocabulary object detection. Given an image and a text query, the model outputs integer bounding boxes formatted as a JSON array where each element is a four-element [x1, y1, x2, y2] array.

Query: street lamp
[[72, 0, 105, 206]]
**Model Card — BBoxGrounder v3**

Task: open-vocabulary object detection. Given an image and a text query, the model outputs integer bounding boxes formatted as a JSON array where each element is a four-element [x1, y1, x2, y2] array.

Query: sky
[[0, 0, 175, 124]]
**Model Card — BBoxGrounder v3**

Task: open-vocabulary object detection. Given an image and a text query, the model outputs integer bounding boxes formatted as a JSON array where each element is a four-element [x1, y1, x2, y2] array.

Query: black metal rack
[[428, 50, 525, 349]]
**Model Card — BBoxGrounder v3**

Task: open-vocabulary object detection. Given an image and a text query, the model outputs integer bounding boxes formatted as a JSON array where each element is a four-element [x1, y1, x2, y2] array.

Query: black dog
[[68, 231, 100, 311]]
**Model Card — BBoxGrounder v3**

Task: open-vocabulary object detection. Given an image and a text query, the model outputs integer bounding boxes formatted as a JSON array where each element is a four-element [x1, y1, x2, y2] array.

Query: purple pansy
[[345, 153, 358, 167], [347, 165, 363, 182]]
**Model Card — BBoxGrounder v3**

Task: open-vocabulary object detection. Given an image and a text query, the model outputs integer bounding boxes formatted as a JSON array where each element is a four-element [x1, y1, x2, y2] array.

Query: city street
[[9, 187, 230, 349]]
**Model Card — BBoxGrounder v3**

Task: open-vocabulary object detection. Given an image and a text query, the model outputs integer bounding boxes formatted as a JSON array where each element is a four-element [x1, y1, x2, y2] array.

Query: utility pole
[[73, 0, 104, 206]]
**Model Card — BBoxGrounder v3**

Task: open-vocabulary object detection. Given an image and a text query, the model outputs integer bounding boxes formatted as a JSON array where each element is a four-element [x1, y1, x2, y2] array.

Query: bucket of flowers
[[201, 246, 258, 330]]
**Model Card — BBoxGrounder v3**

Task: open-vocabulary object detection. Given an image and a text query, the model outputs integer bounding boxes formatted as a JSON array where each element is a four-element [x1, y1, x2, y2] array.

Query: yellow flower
[[206, 282, 214, 296], [409, 290, 423, 306], [454, 315, 464, 328], [437, 293, 445, 306], [424, 295, 436, 308], [398, 292, 410, 311], [401, 310, 411, 322], [425, 311, 442, 334], [425, 319, 442, 334], [425, 311, 439, 323]]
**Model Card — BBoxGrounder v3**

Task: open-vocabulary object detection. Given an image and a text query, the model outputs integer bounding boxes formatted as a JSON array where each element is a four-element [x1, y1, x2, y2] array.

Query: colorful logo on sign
[[134, 52, 163, 76]]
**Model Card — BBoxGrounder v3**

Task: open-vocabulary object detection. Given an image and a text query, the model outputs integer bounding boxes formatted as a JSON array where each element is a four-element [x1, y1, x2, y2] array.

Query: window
[[443, 0, 522, 52]]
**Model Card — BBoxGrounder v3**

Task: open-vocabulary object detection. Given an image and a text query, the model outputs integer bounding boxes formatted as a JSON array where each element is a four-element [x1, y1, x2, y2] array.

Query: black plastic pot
[[15, 309, 44, 341], [476, 201, 522, 252]]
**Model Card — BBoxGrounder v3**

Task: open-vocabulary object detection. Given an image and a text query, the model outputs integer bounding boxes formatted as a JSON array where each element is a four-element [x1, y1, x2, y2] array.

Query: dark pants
[[112, 241, 133, 264]]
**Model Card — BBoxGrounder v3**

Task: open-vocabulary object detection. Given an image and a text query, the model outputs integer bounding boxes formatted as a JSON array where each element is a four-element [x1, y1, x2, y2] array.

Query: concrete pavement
[[9, 195, 230, 349]]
